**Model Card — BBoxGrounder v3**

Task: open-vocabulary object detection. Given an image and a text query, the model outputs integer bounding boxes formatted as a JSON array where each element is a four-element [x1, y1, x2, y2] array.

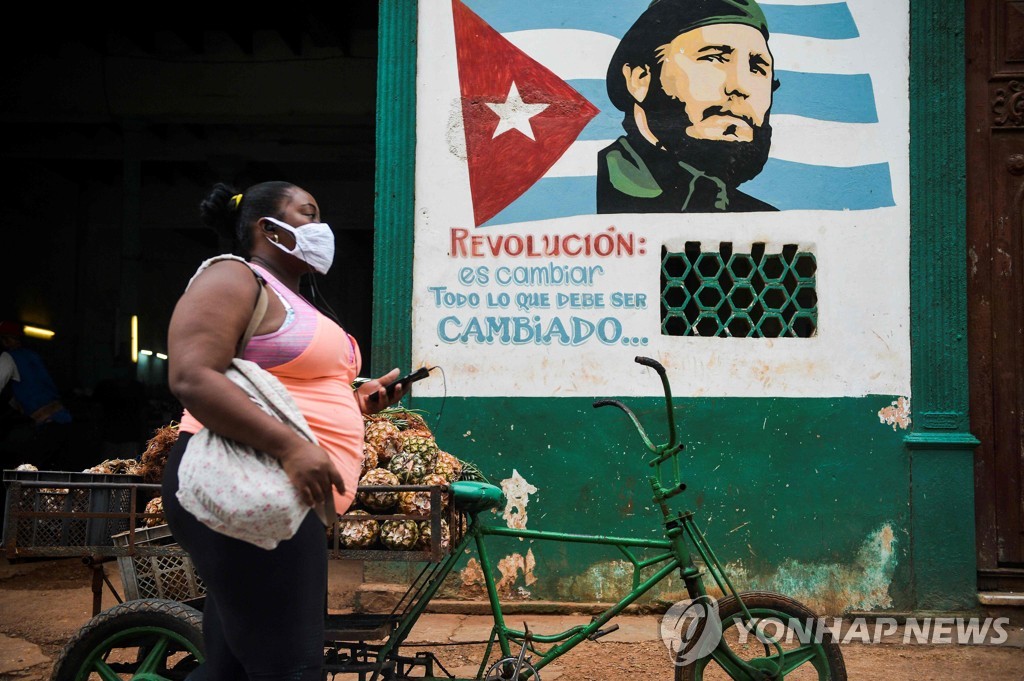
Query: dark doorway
[[0, 16, 380, 448], [967, 0, 1024, 590]]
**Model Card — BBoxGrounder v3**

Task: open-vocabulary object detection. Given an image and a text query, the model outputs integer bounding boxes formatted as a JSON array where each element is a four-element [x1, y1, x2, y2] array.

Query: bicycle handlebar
[[633, 356, 667, 375], [592, 356, 680, 457]]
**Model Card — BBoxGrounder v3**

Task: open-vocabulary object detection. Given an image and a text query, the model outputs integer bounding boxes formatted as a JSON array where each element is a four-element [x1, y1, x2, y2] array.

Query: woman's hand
[[278, 439, 346, 508], [356, 368, 404, 415]]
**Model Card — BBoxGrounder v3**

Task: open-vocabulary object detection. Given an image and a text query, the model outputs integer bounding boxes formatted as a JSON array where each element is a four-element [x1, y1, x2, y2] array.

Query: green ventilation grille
[[661, 242, 818, 338]]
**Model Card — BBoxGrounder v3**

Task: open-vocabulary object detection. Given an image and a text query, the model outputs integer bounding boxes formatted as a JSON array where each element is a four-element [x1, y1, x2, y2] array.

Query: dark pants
[[162, 433, 327, 680]]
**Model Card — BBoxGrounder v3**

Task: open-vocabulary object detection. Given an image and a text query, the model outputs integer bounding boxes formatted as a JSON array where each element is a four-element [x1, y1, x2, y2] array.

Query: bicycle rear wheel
[[675, 591, 846, 680]]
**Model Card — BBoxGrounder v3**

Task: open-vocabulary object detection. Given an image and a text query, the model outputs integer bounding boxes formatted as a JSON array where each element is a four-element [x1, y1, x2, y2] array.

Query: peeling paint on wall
[[878, 397, 911, 430], [453, 551, 540, 599], [552, 559, 689, 604], [557, 560, 634, 602], [496, 549, 538, 597], [724, 524, 898, 614], [501, 469, 538, 529], [549, 524, 898, 614], [457, 557, 487, 598]]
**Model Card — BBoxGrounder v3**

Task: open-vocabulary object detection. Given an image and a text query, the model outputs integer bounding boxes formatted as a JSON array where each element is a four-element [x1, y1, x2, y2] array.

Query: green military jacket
[[596, 135, 776, 214]]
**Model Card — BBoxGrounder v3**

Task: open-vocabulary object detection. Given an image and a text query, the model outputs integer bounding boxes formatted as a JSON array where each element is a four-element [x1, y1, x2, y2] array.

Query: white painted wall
[[412, 0, 910, 398]]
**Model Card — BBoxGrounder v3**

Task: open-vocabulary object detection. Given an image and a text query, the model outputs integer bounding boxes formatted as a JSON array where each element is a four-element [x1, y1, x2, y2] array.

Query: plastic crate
[[2, 470, 146, 556], [112, 524, 206, 602]]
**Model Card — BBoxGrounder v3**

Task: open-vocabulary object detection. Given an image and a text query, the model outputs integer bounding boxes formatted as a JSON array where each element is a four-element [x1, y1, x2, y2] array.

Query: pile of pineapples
[[15, 439, 172, 528], [20, 410, 474, 549], [333, 409, 467, 553]]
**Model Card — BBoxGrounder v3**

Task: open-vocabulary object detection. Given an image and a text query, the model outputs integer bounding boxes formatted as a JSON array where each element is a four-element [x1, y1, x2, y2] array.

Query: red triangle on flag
[[452, 0, 599, 226]]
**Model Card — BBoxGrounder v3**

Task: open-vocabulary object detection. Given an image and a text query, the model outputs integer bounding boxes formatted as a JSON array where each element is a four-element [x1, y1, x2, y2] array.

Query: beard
[[640, 82, 773, 187]]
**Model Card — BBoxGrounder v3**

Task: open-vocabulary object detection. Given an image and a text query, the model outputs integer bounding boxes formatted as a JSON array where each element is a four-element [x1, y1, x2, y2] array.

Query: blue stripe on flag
[[480, 161, 894, 226], [738, 159, 895, 210], [481, 177, 597, 227], [463, 1, 859, 40], [569, 71, 877, 140], [773, 72, 877, 123], [763, 4, 859, 39]]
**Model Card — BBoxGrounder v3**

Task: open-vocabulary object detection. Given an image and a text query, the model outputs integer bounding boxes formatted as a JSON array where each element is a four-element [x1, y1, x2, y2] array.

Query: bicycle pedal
[[587, 623, 620, 641]]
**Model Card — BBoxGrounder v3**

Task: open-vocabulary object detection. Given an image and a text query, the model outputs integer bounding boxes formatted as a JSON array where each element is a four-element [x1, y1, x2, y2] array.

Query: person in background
[[0, 321, 72, 470], [0, 345, 21, 436], [162, 181, 405, 680]]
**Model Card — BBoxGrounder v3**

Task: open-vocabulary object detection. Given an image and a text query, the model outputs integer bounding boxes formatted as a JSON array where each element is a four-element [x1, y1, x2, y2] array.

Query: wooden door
[[967, 0, 1024, 589]]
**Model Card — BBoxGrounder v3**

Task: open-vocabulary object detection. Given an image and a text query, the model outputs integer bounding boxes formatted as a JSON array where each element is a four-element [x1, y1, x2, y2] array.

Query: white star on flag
[[486, 81, 549, 141]]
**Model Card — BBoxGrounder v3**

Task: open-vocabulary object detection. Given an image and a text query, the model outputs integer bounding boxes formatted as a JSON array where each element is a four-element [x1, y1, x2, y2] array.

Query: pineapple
[[361, 441, 380, 477], [356, 468, 400, 511], [389, 435, 439, 483], [396, 473, 449, 517], [89, 458, 141, 475], [364, 420, 400, 465], [336, 510, 380, 549], [396, 490, 431, 518], [400, 411, 431, 433], [432, 450, 463, 483], [380, 519, 420, 550], [144, 496, 165, 527], [417, 519, 451, 552], [139, 423, 179, 484], [377, 408, 431, 435], [396, 428, 433, 452]]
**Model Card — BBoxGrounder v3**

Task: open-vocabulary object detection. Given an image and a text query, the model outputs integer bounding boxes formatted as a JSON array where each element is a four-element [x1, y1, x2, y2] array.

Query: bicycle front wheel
[[675, 591, 846, 681], [50, 598, 204, 681]]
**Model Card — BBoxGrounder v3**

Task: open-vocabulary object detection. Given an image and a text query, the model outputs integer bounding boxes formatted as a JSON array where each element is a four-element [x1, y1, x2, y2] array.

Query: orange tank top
[[179, 292, 364, 514]]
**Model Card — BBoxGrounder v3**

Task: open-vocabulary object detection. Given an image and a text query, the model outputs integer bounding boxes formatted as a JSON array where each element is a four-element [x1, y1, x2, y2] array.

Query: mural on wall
[[414, 0, 910, 398], [597, 0, 777, 213]]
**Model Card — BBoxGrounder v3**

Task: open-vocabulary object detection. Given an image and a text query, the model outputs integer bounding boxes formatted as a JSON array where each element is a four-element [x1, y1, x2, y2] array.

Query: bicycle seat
[[450, 481, 504, 513]]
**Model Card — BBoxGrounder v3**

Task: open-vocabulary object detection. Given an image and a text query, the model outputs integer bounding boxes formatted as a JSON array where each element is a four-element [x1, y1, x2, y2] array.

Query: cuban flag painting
[[448, 0, 903, 227]]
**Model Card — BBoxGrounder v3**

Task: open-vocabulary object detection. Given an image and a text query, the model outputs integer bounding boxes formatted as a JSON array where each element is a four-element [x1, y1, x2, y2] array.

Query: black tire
[[51, 598, 204, 681], [675, 591, 846, 681]]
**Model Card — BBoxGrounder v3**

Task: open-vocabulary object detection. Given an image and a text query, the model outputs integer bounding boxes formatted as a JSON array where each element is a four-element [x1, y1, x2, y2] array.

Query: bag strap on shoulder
[[237, 268, 268, 358], [186, 254, 269, 358]]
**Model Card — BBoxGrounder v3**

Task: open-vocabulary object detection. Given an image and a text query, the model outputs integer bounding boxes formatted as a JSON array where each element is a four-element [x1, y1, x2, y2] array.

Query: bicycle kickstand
[[484, 622, 541, 681]]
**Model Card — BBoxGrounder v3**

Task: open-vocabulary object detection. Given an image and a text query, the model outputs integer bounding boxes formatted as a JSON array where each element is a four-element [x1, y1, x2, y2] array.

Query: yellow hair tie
[[230, 194, 243, 210]]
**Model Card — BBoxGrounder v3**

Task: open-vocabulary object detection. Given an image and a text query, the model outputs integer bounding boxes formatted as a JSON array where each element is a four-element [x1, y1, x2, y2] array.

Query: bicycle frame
[[362, 357, 830, 680], [369, 505, 765, 680]]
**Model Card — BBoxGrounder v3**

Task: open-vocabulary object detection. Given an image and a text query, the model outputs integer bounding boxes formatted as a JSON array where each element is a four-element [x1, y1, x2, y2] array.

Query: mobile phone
[[368, 366, 433, 402]]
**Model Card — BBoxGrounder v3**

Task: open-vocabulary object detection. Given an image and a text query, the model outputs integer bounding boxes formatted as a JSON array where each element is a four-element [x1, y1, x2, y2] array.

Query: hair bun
[[199, 183, 242, 241]]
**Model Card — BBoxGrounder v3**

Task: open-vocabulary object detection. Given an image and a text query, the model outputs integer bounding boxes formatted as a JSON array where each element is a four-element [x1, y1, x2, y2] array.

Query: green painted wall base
[[357, 394, 970, 614]]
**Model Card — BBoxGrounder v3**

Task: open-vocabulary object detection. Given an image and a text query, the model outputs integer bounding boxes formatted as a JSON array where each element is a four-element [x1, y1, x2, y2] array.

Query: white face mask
[[261, 216, 335, 275]]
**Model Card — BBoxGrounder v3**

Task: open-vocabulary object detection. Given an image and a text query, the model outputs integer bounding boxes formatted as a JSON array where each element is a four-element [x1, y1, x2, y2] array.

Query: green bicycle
[[51, 356, 846, 680]]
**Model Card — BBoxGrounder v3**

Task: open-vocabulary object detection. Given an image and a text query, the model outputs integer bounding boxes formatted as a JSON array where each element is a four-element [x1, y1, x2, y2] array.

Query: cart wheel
[[50, 598, 204, 681]]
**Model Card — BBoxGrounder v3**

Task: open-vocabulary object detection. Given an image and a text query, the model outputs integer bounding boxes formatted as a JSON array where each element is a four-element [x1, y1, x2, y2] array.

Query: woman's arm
[[167, 260, 344, 507]]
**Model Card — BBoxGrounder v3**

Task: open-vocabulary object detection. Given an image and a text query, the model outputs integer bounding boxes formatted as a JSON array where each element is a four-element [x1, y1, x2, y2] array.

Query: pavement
[[1, 557, 1022, 679], [401, 610, 1024, 658], [0, 633, 49, 679]]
